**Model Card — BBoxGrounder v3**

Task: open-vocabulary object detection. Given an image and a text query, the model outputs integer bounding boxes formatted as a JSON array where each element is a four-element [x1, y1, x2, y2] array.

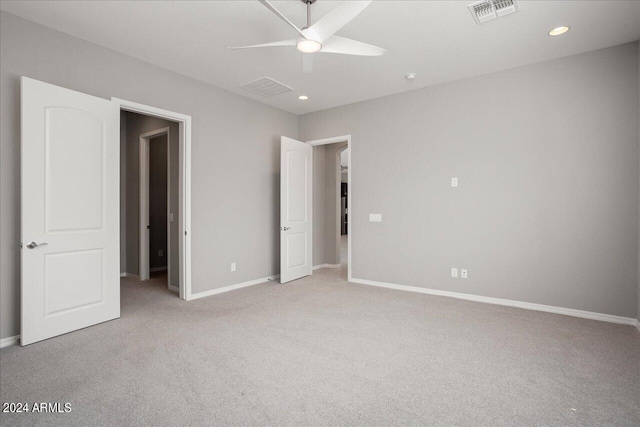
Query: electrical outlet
[[158, 250, 163, 257], [451, 177, 458, 187], [231, 263, 236, 272], [461, 269, 468, 279], [451, 268, 458, 278]]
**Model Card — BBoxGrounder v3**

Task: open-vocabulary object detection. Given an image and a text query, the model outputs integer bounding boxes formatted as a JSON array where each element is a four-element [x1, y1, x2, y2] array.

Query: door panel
[[46, 108, 105, 232], [21, 77, 120, 346], [45, 249, 104, 316], [280, 137, 312, 283]]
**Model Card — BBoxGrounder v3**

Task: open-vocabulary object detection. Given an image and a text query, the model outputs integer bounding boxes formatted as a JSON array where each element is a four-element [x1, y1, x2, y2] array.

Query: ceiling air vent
[[468, 0, 518, 25], [240, 76, 293, 98]]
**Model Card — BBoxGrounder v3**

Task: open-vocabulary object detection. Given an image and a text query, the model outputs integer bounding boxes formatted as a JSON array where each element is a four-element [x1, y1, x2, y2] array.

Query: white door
[[21, 77, 120, 346], [280, 136, 313, 283]]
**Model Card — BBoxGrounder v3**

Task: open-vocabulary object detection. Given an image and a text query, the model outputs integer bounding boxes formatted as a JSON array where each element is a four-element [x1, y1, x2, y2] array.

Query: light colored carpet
[[1, 266, 639, 426]]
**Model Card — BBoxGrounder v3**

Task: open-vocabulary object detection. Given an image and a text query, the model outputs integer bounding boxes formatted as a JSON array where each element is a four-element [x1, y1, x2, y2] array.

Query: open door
[[280, 136, 313, 283], [21, 77, 120, 346]]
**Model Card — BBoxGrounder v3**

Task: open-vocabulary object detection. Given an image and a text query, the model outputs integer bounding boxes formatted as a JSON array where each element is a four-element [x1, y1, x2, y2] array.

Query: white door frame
[[139, 126, 170, 285], [306, 135, 352, 282], [112, 98, 192, 300]]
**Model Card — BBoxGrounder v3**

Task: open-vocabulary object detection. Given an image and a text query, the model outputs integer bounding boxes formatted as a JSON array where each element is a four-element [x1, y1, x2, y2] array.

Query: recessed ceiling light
[[298, 95, 309, 100], [296, 39, 322, 53], [405, 73, 416, 80], [548, 26, 570, 36]]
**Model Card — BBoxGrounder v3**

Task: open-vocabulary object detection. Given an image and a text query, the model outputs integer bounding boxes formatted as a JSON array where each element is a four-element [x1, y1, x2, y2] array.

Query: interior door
[[21, 77, 120, 346], [280, 136, 313, 283]]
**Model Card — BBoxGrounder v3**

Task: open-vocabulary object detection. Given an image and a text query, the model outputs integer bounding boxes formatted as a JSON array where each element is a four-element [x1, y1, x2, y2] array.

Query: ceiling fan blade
[[320, 36, 385, 56], [258, 0, 308, 39], [228, 39, 297, 50], [303, 53, 314, 74], [308, 0, 372, 43]]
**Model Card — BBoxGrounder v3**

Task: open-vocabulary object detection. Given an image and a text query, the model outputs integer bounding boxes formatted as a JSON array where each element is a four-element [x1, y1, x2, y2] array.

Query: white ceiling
[[2, 1, 639, 115]]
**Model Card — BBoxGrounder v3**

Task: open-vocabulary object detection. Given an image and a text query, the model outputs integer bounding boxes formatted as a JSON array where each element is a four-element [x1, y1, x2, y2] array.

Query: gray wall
[[0, 12, 298, 340], [638, 40, 640, 323], [301, 43, 640, 319], [123, 112, 179, 283]]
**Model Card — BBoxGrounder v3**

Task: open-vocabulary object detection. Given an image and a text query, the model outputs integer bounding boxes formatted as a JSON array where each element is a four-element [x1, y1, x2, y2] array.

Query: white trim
[[189, 275, 280, 301], [150, 266, 168, 273], [306, 135, 352, 282], [307, 135, 351, 147], [139, 126, 170, 283], [121, 273, 140, 280], [351, 277, 638, 326], [168, 285, 179, 293], [120, 272, 126, 278], [113, 97, 192, 301], [635, 319, 640, 333], [313, 263, 341, 270], [0, 335, 20, 348]]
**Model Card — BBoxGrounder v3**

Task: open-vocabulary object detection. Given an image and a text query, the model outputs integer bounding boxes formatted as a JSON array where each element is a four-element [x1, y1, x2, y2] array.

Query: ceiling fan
[[229, 0, 386, 73]]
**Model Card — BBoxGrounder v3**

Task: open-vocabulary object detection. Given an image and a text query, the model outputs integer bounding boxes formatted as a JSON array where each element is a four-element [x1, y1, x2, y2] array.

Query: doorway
[[339, 148, 349, 267], [279, 135, 352, 284], [308, 135, 352, 282], [121, 114, 177, 295], [140, 127, 172, 286], [114, 98, 192, 300]]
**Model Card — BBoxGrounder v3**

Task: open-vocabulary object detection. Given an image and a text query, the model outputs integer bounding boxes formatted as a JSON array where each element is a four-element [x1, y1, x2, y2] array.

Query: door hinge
[[20, 242, 23, 249]]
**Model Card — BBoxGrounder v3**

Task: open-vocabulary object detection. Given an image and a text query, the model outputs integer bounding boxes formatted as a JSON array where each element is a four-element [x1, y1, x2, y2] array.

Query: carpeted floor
[[1, 265, 639, 426]]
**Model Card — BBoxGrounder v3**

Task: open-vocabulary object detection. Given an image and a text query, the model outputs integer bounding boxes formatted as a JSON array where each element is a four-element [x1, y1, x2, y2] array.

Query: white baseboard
[[635, 319, 640, 333], [168, 285, 179, 293], [188, 274, 280, 301], [120, 272, 126, 277], [313, 263, 341, 270], [120, 273, 140, 280], [0, 335, 20, 349], [150, 267, 168, 273], [350, 277, 637, 326]]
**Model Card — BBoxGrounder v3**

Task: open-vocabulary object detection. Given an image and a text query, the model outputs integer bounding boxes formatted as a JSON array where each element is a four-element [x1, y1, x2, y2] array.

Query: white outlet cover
[[461, 269, 468, 278], [451, 177, 458, 187], [451, 268, 458, 278], [369, 213, 382, 222], [231, 262, 236, 272]]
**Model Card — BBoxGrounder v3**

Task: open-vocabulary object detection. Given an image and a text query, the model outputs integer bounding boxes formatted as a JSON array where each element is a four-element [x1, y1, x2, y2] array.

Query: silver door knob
[[26, 242, 48, 249], [281, 226, 291, 231]]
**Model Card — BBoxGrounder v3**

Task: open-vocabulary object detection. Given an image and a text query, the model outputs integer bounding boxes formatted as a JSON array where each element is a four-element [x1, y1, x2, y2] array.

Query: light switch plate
[[451, 268, 458, 278], [451, 177, 458, 187], [231, 263, 236, 272], [369, 213, 382, 222], [461, 269, 468, 279]]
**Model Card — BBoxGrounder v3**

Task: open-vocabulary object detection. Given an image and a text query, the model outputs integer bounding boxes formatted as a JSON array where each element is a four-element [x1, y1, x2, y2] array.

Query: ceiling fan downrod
[[302, 0, 317, 29]]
